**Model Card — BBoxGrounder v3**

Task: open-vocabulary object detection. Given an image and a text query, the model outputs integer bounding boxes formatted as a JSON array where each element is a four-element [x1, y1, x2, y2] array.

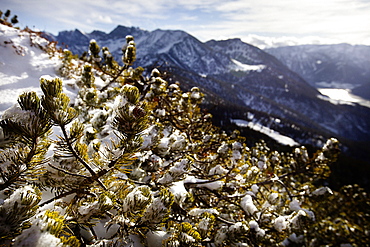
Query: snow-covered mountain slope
[[44, 25, 370, 144], [204, 39, 370, 142], [0, 25, 81, 116], [265, 44, 370, 97], [0, 25, 61, 114]]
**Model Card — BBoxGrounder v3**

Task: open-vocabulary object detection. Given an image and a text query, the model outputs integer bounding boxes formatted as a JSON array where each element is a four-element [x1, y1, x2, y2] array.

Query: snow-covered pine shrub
[[0, 27, 369, 246]]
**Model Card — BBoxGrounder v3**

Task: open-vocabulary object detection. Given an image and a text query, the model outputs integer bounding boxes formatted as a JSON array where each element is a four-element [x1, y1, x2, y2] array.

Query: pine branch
[[100, 64, 128, 92], [0, 169, 24, 191], [39, 188, 79, 207], [59, 124, 107, 190], [0, 131, 42, 191], [48, 163, 89, 179], [184, 163, 236, 188]]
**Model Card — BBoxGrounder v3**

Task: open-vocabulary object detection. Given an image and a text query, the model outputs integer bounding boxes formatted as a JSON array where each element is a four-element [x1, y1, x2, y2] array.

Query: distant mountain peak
[[107, 25, 148, 40], [56, 28, 90, 46]]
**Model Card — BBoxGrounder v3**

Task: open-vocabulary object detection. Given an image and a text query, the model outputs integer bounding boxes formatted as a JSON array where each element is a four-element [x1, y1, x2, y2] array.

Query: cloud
[[241, 34, 344, 49], [1, 0, 369, 45], [186, 0, 370, 44], [87, 13, 113, 25]]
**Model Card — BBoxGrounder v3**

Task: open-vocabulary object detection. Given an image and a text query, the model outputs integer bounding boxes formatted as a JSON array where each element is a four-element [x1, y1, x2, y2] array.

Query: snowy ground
[[0, 24, 64, 116]]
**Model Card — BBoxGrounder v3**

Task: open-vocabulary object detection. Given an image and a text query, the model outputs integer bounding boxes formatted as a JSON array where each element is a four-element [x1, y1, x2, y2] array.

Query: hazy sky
[[2, 0, 370, 46]]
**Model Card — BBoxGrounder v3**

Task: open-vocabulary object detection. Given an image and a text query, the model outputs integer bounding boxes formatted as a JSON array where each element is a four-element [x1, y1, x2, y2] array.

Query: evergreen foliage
[[0, 27, 369, 246], [0, 9, 18, 27]]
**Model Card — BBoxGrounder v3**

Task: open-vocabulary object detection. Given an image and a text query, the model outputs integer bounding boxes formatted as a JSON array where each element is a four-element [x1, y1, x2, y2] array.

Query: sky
[[1, 0, 370, 48]]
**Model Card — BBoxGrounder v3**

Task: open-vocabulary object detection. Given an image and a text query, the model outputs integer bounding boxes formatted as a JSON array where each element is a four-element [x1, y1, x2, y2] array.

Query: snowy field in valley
[[230, 119, 299, 147], [318, 88, 370, 108]]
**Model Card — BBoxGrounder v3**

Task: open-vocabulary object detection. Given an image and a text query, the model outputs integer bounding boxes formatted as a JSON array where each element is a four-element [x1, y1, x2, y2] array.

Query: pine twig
[[48, 162, 89, 179], [100, 64, 128, 92], [60, 124, 107, 190]]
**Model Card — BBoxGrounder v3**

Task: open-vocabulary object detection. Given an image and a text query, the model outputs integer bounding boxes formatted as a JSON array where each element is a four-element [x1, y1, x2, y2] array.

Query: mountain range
[[45, 25, 370, 151]]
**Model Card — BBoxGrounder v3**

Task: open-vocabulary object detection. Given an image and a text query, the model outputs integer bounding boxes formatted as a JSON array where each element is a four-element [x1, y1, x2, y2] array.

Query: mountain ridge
[[45, 25, 370, 146]]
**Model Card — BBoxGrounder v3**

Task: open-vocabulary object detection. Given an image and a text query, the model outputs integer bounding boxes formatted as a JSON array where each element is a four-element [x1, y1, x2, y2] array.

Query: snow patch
[[318, 88, 370, 108], [231, 119, 299, 147], [231, 59, 266, 72]]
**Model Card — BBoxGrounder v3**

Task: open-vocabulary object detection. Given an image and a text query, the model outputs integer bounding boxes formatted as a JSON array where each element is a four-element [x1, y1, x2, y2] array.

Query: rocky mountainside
[[265, 44, 370, 98], [47, 26, 370, 146]]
